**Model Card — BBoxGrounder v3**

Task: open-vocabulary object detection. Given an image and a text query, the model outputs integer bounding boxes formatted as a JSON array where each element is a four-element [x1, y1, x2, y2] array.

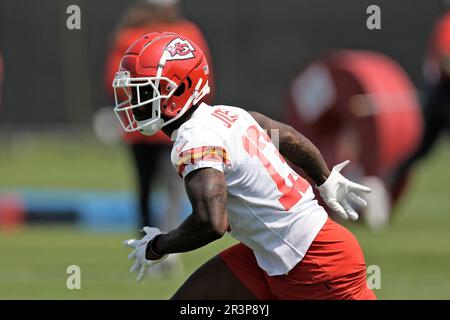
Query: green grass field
[[0, 134, 449, 299]]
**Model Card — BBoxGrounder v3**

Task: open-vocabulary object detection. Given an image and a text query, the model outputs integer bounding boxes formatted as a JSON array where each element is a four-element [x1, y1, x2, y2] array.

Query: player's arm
[[249, 111, 330, 185], [146, 167, 228, 259], [249, 111, 371, 221]]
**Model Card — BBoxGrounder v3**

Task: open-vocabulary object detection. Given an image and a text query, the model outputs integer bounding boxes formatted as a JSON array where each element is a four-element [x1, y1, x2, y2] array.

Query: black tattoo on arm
[[249, 111, 331, 186], [147, 168, 228, 259]]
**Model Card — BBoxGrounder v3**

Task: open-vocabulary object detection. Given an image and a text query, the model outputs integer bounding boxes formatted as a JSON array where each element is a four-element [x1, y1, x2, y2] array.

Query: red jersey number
[[242, 125, 310, 210]]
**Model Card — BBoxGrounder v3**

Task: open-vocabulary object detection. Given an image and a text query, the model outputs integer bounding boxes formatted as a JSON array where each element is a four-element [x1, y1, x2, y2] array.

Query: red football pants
[[220, 217, 376, 300]]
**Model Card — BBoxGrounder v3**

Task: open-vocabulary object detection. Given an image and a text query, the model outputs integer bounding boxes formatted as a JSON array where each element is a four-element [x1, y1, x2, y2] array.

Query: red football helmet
[[112, 32, 210, 135]]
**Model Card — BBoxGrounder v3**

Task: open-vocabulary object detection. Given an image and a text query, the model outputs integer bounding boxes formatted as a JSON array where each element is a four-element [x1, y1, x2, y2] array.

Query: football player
[[117, 32, 375, 299]]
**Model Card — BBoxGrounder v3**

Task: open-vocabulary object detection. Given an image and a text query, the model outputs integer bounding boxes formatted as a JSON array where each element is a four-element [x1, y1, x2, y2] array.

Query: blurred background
[[0, 0, 449, 299]]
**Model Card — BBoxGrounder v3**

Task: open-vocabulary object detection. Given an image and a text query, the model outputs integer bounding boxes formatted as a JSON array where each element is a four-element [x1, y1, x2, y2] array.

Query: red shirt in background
[[105, 20, 215, 144]]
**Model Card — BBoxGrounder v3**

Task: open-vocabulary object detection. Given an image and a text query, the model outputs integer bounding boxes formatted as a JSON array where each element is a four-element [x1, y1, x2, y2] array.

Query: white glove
[[123, 226, 168, 282], [317, 160, 371, 221]]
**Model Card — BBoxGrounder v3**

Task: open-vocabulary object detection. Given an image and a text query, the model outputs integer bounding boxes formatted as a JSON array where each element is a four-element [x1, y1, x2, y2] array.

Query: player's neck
[[162, 104, 199, 138]]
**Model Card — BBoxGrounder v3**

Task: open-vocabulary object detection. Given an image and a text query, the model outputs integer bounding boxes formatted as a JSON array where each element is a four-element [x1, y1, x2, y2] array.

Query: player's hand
[[317, 160, 371, 221], [123, 226, 168, 282]]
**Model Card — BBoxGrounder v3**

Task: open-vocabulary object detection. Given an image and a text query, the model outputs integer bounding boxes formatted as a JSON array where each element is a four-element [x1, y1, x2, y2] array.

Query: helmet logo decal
[[166, 38, 195, 60]]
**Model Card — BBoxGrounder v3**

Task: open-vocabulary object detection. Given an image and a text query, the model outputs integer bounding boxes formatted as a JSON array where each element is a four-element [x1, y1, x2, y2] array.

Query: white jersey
[[171, 103, 327, 276]]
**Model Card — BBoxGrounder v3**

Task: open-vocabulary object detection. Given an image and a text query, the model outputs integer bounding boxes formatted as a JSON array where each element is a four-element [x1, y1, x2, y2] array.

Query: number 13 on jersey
[[242, 125, 310, 210]]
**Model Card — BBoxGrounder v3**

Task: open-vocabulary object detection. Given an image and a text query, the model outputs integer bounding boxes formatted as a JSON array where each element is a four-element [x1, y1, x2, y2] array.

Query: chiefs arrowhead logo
[[166, 38, 195, 61]]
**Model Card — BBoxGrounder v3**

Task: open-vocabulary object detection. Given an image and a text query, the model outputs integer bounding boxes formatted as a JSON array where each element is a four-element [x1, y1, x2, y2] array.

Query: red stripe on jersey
[[176, 146, 230, 175]]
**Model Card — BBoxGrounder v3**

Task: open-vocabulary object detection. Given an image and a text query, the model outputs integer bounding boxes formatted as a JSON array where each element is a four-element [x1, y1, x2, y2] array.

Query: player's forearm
[[147, 169, 229, 259], [249, 111, 330, 185], [279, 129, 331, 185], [147, 213, 224, 259]]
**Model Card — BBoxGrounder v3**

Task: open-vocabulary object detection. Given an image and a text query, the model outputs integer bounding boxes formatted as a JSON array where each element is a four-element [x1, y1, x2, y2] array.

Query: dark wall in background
[[0, 0, 445, 127]]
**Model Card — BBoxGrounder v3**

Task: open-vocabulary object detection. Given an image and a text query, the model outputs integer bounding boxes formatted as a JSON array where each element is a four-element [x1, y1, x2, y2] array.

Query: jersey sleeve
[[172, 128, 232, 179]]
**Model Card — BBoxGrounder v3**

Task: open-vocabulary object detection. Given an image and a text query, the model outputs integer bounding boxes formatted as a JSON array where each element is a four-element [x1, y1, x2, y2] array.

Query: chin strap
[[193, 80, 210, 104]]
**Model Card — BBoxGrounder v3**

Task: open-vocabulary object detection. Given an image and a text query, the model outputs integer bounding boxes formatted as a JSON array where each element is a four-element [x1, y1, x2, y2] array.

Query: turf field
[[0, 133, 449, 299]]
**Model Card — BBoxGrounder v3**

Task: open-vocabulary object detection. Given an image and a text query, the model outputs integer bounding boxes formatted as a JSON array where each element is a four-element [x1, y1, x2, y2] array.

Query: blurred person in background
[[388, 9, 450, 200], [104, 0, 215, 234]]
